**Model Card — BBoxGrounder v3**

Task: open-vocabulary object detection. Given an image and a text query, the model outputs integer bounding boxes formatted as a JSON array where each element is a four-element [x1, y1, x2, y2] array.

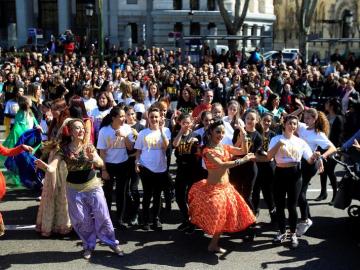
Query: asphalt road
[[1, 165, 360, 270]]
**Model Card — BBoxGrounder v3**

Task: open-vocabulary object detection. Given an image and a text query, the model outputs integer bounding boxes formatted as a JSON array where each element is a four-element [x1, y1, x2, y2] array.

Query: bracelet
[[234, 159, 244, 166]]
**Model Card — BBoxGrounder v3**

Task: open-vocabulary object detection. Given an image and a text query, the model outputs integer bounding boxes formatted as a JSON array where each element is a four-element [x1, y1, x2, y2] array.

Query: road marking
[[5, 224, 36, 230], [308, 189, 334, 192]]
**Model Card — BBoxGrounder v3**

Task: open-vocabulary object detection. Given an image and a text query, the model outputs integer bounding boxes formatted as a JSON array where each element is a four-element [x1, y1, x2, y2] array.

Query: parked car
[[264, 51, 299, 65]]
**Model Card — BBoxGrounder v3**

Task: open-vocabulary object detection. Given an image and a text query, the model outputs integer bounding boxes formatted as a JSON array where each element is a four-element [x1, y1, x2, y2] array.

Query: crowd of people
[[0, 39, 360, 259]]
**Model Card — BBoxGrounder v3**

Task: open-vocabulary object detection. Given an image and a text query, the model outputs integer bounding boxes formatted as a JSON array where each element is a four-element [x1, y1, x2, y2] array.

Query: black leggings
[[298, 159, 317, 220], [139, 166, 168, 224], [127, 156, 141, 218], [274, 165, 302, 234], [252, 161, 276, 215], [319, 158, 337, 198], [103, 160, 130, 223], [230, 161, 258, 212], [175, 163, 196, 222]]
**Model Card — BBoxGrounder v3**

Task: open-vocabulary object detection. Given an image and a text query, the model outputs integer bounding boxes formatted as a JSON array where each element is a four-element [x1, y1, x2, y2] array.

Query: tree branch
[[235, 0, 250, 30], [217, 0, 234, 30], [235, 0, 241, 18]]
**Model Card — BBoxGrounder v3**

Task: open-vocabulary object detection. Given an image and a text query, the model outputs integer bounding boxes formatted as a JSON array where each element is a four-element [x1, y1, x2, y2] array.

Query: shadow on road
[[260, 216, 360, 270]]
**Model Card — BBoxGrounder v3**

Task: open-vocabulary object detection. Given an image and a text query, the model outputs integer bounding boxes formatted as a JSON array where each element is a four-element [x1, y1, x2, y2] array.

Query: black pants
[[319, 158, 337, 198], [139, 166, 168, 224], [252, 161, 276, 215], [274, 165, 302, 233], [175, 163, 196, 222], [127, 156, 141, 219], [298, 159, 317, 220], [103, 160, 130, 224], [230, 161, 257, 213]]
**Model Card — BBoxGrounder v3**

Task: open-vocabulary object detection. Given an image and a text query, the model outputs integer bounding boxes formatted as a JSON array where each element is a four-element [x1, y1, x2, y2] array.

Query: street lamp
[[85, 3, 94, 44], [188, 10, 194, 35]]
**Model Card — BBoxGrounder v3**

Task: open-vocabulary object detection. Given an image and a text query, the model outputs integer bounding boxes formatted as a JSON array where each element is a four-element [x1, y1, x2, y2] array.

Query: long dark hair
[[202, 119, 224, 147], [327, 97, 343, 115], [100, 104, 125, 129], [265, 93, 280, 111]]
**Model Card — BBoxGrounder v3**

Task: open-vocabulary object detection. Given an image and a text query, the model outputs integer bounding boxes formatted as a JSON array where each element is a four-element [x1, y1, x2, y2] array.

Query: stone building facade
[[273, 0, 360, 59], [1, 0, 275, 51]]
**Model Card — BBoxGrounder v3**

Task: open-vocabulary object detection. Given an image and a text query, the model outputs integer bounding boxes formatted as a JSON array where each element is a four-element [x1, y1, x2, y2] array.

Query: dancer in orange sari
[[188, 120, 256, 253], [0, 144, 33, 236]]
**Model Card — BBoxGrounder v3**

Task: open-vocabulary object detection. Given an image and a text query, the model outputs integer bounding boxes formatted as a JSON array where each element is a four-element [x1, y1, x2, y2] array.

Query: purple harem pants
[[66, 186, 119, 250]]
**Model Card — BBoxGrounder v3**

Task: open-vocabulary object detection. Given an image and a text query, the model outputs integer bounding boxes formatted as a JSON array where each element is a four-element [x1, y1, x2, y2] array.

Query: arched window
[[174, 22, 183, 33], [208, 0, 216, 11], [173, 0, 182, 10], [190, 0, 200, 10]]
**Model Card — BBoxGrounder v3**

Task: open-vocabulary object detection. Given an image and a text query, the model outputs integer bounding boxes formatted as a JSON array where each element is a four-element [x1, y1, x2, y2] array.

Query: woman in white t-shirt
[[296, 108, 336, 237], [97, 106, 133, 229], [144, 83, 160, 110], [268, 115, 322, 249], [134, 107, 171, 231], [81, 84, 98, 116], [89, 91, 114, 141]]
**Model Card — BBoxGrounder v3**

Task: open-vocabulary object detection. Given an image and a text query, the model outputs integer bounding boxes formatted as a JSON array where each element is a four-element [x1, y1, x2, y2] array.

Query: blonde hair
[[305, 108, 330, 136]]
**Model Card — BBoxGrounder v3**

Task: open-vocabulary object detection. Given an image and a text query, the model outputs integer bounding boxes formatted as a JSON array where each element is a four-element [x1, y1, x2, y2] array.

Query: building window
[[190, 22, 200, 35], [173, 0, 182, 10], [129, 23, 138, 44], [174, 22, 183, 33], [127, 0, 138, 4], [208, 0, 216, 11], [38, 0, 58, 36], [190, 0, 200, 10]]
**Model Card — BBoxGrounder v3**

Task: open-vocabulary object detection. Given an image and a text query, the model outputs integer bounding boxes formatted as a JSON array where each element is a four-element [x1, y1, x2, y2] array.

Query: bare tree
[[217, 0, 251, 51], [295, 0, 318, 63]]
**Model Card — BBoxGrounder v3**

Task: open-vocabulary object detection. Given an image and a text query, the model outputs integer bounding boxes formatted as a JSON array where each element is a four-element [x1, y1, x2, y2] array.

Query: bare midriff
[[206, 168, 230, 185]]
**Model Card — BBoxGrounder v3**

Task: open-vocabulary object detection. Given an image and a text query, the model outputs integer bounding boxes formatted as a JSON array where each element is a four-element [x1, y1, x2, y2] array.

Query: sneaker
[[0, 222, 5, 237], [296, 218, 313, 237], [290, 233, 299, 249], [273, 232, 287, 243], [128, 215, 139, 226], [177, 222, 190, 232], [110, 245, 124, 256], [184, 224, 195, 235], [83, 249, 92, 260], [142, 223, 150, 231], [151, 220, 163, 231]]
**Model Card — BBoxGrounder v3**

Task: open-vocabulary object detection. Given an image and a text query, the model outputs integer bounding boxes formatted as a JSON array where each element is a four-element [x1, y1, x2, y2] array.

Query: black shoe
[[329, 198, 335, 206], [314, 193, 327, 201], [184, 224, 195, 235], [177, 222, 190, 232], [151, 220, 163, 231], [117, 222, 128, 230], [142, 223, 150, 231], [270, 209, 277, 224]]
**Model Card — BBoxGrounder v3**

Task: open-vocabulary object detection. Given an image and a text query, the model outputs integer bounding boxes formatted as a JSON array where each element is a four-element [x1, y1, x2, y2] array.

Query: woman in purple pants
[[35, 118, 123, 260]]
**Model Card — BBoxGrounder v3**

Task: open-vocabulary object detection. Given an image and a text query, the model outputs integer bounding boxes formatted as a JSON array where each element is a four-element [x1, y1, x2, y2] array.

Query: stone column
[[208, 24, 218, 49], [183, 0, 190, 10], [109, 0, 119, 45], [124, 24, 132, 49], [200, 0, 207, 10], [58, 0, 71, 35], [15, 0, 29, 47]]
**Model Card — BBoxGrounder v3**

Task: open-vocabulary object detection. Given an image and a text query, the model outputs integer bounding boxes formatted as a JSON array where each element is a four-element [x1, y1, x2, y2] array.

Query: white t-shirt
[[134, 128, 171, 173], [269, 134, 313, 164], [82, 97, 98, 116], [297, 122, 334, 151], [89, 107, 112, 136], [4, 100, 19, 124], [97, 124, 132, 163]]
